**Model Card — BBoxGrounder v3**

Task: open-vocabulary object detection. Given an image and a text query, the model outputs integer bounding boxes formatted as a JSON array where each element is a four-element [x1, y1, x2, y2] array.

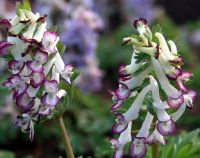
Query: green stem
[[57, 116, 75, 158], [152, 143, 159, 158]]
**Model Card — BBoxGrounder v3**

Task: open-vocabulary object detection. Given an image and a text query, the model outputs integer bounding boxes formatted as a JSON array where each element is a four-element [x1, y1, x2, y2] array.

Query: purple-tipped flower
[[0, 41, 13, 56], [0, 19, 12, 31], [129, 137, 147, 158], [110, 19, 196, 157], [1, 1, 76, 141], [41, 80, 59, 107], [156, 119, 176, 136]]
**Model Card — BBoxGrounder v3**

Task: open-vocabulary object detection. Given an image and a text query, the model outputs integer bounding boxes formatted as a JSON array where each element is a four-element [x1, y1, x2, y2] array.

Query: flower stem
[[152, 143, 159, 158], [57, 116, 75, 158]]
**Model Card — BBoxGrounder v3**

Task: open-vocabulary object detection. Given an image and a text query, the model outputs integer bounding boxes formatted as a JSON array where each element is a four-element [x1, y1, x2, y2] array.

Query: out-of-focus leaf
[[0, 151, 15, 158]]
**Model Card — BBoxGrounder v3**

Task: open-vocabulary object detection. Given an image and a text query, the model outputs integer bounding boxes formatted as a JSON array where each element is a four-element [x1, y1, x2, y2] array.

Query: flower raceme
[[0, 3, 75, 141], [109, 18, 196, 158]]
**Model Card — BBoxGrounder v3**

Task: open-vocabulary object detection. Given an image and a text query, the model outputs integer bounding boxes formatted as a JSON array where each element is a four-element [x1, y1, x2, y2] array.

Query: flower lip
[[60, 64, 74, 84], [156, 119, 176, 136], [8, 60, 25, 74], [118, 65, 131, 77], [30, 72, 45, 88], [109, 138, 124, 158], [41, 93, 59, 107], [26, 61, 44, 72], [34, 49, 48, 64], [129, 136, 147, 158], [36, 15, 47, 23], [146, 129, 167, 145], [0, 19, 12, 31], [176, 72, 192, 92], [169, 56, 183, 66], [44, 80, 58, 93], [115, 83, 131, 100], [16, 92, 35, 112], [112, 113, 128, 134], [0, 41, 13, 56], [6, 74, 28, 98], [111, 100, 124, 112], [184, 90, 196, 109], [167, 93, 184, 109], [167, 68, 182, 80], [8, 74, 22, 84], [109, 138, 121, 149], [133, 18, 147, 29]]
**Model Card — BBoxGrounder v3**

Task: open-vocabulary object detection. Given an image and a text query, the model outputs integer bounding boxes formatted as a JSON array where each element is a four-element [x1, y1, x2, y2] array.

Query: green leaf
[[70, 68, 80, 82], [48, 25, 58, 32], [134, 53, 151, 64], [152, 24, 163, 43], [133, 61, 151, 76], [1, 54, 13, 61], [187, 143, 200, 156], [175, 144, 192, 158], [0, 151, 15, 158], [161, 144, 175, 158], [57, 41, 66, 55]]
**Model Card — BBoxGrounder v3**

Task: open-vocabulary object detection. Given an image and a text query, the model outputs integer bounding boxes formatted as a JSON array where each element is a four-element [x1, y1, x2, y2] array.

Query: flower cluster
[[0, 3, 74, 141], [122, 0, 154, 23], [61, 4, 104, 92], [109, 18, 196, 158]]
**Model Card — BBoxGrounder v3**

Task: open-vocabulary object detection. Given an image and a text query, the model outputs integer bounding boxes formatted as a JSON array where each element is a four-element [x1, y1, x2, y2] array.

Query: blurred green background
[[0, 0, 200, 157]]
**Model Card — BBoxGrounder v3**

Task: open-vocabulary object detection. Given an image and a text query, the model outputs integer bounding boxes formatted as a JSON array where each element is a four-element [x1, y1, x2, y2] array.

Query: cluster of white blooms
[[0, 2, 74, 141], [109, 18, 196, 158]]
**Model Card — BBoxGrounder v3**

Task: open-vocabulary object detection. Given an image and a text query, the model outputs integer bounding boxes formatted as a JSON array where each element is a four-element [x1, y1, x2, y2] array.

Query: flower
[[0, 1, 75, 141], [110, 18, 196, 158]]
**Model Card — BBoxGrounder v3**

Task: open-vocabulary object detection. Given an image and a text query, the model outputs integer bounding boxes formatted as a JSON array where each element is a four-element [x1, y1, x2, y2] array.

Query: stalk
[[57, 116, 75, 158], [152, 143, 159, 158]]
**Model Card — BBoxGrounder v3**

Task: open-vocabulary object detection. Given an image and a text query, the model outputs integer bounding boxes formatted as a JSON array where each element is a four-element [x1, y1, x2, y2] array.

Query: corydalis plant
[[109, 18, 196, 158], [0, 1, 77, 153]]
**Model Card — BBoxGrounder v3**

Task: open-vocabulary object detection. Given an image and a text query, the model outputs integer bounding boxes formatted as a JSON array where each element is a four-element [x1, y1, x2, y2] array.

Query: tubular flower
[[0, 2, 76, 141], [110, 18, 196, 157]]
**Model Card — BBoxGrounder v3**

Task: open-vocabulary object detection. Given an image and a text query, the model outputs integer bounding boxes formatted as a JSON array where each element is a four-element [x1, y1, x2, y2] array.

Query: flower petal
[[111, 100, 124, 112], [26, 61, 44, 72], [0, 19, 12, 31], [16, 93, 35, 111], [157, 119, 176, 136], [0, 41, 13, 56], [34, 49, 48, 64], [112, 114, 128, 134], [167, 68, 182, 80], [8, 60, 24, 74], [44, 80, 58, 93], [147, 129, 166, 145], [41, 93, 59, 107], [167, 94, 184, 109], [129, 137, 147, 158], [183, 90, 196, 108], [115, 83, 131, 100], [113, 147, 124, 158], [30, 72, 45, 88], [42, 31, 58, 51]]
